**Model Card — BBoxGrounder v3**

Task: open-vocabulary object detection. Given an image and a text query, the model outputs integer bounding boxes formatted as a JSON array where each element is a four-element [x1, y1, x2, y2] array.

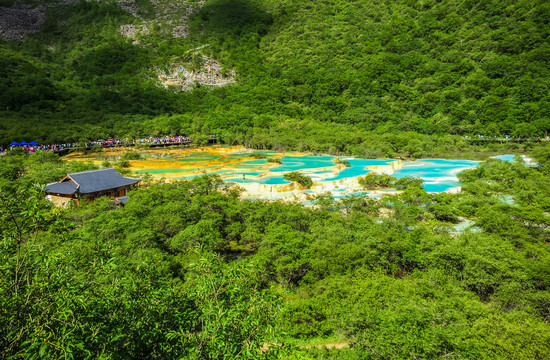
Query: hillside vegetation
[[1, 1, 550, 357], [1, 145, 550, 359], [0, 0, 548, 148]]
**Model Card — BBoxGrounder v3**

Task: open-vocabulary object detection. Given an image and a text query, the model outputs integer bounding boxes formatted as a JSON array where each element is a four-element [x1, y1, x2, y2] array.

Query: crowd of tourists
[[1, 136, 194, 155]]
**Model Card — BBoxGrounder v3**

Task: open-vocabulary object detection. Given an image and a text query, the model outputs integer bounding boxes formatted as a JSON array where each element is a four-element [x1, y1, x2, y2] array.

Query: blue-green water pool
[[130, 150, 484, 199], [85, 148, 524, 201]]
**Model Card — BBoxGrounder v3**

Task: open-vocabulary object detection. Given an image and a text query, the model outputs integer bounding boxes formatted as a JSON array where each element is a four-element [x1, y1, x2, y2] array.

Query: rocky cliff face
[[117, 0, 206, 40], [0, 0, 205, 42], [155, 53, 236, 92], [0, 0, 82, 41], [0, 5, 44, 41], [0, 0, 235, 91]]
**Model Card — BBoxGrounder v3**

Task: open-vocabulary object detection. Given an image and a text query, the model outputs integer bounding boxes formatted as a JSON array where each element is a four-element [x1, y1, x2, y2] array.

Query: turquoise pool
[[118, 149, 501, 201]]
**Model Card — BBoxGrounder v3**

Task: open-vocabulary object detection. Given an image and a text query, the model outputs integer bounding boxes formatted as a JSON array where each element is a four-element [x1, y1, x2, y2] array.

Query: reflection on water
[[66, 146, 483, 201]]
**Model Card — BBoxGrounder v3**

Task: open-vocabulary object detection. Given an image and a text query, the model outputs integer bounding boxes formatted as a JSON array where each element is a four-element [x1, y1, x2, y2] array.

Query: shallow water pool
[[69, 147, 496, 201]]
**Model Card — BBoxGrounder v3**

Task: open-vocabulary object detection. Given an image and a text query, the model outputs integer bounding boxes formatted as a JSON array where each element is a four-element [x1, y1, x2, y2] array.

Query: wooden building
[[44, 168, 141, 207]]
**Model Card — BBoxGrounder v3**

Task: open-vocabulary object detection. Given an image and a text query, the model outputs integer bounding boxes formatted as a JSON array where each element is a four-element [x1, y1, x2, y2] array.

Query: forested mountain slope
[[2, 2, 550, 358], [1, 147, 550, 359], [0, 0, 548, 145]]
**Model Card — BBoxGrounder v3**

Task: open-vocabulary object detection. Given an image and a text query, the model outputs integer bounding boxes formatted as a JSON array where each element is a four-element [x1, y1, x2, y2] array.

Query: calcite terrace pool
[[67, 146, 481, 201]]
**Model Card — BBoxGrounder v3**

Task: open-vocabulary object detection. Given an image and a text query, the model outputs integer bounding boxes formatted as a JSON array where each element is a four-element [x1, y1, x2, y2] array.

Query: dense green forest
[[1, 143, 549, 359], [1, 0, 550, 358], [0, 0, 548, 149]]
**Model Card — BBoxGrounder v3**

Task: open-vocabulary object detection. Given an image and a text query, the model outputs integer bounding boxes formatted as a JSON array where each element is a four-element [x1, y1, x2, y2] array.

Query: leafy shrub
[[335, 158, 351, 167], [394, 176, 424, 190], [121, 151, 142, 161], [267, 157, 282, 164], [251, 152, 266, 159], [359, 173, 396, 189], [284, 171, 313, 188], [118, 160, 130, 168]]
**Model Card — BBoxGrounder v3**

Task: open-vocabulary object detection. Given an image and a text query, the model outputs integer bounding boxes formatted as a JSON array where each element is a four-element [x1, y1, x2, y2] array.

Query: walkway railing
[[2, 136, 202, 156], [464, 137, 548, 144], [53, 139, 194, 155]]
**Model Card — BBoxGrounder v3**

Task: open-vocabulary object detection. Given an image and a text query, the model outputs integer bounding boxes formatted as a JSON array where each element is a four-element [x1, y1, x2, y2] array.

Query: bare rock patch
[[155, 54, 236, 92], [119, 23, 149, 38], [0, 6, 45, 41]]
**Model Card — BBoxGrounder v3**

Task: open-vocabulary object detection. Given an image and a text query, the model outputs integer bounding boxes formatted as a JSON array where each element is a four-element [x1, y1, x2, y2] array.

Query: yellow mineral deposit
[[64, 146, 477, 201], [365, 159, 403, 173]]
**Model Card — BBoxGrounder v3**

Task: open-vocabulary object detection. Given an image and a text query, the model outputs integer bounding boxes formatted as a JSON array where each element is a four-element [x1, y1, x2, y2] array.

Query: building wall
[[46, 185, 134, 207], [47, 195, 74, 208]]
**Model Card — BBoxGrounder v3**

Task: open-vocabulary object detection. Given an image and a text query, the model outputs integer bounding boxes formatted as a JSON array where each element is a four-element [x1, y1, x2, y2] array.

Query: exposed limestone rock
[[147, 0, 204, 38], [0, 6, 45, 41], [0, 0, 78, 42], [119, 24, 149, 39], [172, 25, 188, 38], [155, 55, 236, 92], [116, 0, 138, 17]]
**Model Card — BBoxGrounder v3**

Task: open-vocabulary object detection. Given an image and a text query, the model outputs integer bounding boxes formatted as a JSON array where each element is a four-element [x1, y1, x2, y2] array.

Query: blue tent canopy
[[28, 141, 39, 145], [20, 141, 29, 145], [9, 142, 20, 146]]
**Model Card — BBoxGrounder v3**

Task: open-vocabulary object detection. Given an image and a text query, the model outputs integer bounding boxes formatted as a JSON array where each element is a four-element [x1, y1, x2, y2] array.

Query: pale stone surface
[[117, 0, 138, 17], [155, 56, 237, 92], [172, 25, 188, 38], [120, 0, 205, 38], [119, 24, 149, 38]]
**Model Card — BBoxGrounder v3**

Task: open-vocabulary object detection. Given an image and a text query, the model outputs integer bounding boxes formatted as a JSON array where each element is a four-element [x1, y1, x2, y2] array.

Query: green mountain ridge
[[2, 2, 550, 358], [0, 0, 548, 146]]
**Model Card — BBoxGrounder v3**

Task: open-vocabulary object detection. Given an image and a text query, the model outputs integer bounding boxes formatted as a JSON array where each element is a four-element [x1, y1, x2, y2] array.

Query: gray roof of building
[[44, 181, 78, 195], [67, 168, 140, 194]]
